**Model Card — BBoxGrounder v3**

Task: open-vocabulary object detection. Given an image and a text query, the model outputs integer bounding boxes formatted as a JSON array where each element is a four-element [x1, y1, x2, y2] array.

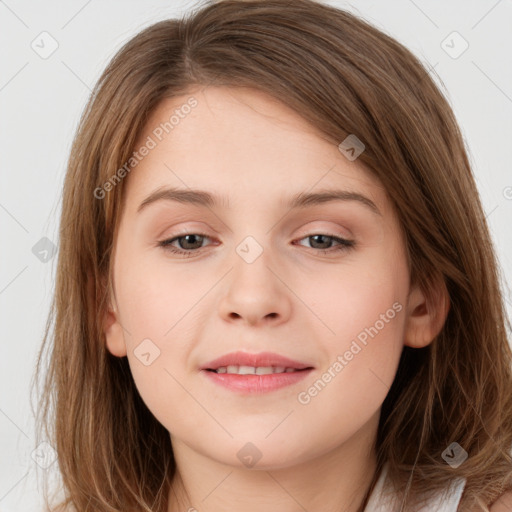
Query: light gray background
[[1, 0, 511, 510]]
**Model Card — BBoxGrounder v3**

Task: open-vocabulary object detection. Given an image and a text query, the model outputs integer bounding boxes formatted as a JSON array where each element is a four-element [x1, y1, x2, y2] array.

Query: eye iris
[[309, 234, 332, 249], [179, 234, 204, 250]]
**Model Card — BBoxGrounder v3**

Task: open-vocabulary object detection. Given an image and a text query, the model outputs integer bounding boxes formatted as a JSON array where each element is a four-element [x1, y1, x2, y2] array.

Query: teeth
[[214, 365, 299, 375]]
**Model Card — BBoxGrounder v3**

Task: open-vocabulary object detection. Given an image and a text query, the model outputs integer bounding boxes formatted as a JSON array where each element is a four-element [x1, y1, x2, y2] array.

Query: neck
[[167, 411, 379, 512]]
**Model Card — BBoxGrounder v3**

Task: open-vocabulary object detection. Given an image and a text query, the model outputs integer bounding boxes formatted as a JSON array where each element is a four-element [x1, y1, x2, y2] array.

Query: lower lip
[[201, 368, 313, 394]]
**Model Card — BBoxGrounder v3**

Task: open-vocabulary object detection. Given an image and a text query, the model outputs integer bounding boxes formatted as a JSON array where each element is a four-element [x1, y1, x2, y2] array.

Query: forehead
[[123, 86, 387, 214]]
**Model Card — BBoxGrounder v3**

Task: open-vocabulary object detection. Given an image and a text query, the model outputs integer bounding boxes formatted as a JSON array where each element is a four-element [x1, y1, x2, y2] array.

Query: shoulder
[[458, 489, 512, 512], [488, 490, 512, 511]]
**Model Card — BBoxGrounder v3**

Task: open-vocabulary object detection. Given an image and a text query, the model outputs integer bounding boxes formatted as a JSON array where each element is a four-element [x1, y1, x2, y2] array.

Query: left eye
[[157, 232, 355, 257], [294, 233, 354, 253]]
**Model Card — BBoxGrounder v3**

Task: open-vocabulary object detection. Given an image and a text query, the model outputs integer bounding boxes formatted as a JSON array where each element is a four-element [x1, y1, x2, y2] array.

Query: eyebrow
[[137, 186, 381, 216]]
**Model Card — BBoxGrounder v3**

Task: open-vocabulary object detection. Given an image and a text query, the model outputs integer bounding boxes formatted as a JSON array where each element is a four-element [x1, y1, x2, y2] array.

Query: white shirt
[[364, 462, 467, 511]]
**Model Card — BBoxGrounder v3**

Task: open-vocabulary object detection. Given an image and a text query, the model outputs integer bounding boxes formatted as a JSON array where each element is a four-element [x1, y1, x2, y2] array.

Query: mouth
[[201, 350, 313, 373], [201, 366, 314, 393], [200, 351, 315, 393], [205, 365, 313, 375]]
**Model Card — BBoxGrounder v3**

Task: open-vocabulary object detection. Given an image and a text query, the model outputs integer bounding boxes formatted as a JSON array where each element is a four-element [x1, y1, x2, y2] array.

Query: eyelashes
[[157, 232, 355, 258]]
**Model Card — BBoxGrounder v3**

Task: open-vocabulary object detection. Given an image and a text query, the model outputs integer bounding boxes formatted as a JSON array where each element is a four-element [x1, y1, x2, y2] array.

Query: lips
[[200, 350, 313, 371]]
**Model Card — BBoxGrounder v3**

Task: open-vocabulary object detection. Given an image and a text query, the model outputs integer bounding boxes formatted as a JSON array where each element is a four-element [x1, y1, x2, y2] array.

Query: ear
[[403, 276, 450, 348], [102, 277, 127, 358]]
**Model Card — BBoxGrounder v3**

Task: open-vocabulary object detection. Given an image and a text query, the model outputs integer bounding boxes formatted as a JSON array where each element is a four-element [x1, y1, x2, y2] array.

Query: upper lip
[[201, 351, 313, 371]]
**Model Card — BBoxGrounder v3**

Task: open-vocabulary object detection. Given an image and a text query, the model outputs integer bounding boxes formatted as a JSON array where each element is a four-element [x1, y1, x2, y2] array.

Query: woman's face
[[104, 86, 424, 470]]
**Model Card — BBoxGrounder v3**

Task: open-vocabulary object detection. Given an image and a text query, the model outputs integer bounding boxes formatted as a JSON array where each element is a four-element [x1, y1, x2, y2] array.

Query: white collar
[[364, 462, 467, 512]]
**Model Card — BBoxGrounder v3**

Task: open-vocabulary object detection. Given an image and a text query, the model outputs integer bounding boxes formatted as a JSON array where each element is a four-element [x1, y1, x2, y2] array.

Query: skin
[[103, 86, 449, 512]]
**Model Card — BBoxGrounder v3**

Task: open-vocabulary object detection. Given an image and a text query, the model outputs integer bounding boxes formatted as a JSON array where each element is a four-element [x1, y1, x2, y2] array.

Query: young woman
[[33, 1, 512, 510]]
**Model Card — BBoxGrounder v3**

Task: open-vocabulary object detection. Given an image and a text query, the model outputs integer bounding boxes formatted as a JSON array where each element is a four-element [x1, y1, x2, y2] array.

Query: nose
[[217, 250, 292, 327]]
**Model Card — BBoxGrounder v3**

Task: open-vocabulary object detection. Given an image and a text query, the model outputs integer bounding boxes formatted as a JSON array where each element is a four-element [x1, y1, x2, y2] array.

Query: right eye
[[158, 233, 214, 257]]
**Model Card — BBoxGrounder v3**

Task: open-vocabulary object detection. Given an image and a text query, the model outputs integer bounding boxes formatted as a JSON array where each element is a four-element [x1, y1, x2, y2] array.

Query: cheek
[[115, 246, 204, 338], [120, 280, 195, 431], [295, 250, 408, 346], [114, 250, 209, 425], [293, 248, 408, 405]]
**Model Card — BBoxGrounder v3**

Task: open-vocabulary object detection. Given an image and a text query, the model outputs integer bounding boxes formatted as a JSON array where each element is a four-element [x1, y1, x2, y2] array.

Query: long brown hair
[[32, 0, 512, 510]]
